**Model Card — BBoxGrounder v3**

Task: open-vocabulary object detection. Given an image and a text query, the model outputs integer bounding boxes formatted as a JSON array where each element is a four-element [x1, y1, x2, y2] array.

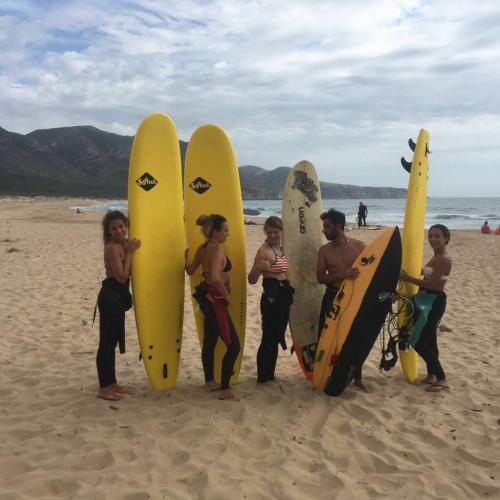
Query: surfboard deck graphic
[[128, 112, 185, 390], [184, 124, 247, 385], [313, 227, 402, 393], [398, 129, 430, 383], [282, 161, 325, 379]]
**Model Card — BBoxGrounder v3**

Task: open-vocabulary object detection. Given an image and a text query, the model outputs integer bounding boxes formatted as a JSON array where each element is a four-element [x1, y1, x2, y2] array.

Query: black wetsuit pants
[[257, 278, 294, 383], [414, 290, 447, 380], [96, 278, 131, 388], [318, 284, 362, 380], [201, 304, 240, 390]]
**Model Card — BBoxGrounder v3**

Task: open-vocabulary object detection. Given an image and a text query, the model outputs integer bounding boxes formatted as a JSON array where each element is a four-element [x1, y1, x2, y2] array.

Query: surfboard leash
[[379, 293, 414, 372]]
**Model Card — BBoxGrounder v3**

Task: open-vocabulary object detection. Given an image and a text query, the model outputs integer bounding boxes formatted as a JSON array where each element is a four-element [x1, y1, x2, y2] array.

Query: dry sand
[[0, 197, 499, 499]]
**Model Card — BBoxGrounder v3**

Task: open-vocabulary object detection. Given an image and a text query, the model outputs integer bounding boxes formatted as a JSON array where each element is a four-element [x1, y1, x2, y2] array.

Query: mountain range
[[0, 125, 406, 199]]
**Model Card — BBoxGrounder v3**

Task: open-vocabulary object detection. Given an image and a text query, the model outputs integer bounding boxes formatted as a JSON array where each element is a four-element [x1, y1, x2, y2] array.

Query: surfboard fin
[[408, 138, 416, 151], [401, 157, 412, 173]]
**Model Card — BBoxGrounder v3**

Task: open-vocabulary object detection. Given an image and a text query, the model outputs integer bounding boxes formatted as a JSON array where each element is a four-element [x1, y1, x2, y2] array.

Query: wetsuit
[[412, 288, 447, 380], [257, 249, 294, 382], [193, 254, 241, 390], [318, 283, 362, 380], [358, 204, 368, 228], [96, 277, 132, 388]]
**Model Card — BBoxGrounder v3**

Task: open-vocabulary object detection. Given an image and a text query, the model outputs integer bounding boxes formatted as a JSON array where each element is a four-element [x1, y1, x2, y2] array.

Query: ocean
[[70, 197, 500, 230]]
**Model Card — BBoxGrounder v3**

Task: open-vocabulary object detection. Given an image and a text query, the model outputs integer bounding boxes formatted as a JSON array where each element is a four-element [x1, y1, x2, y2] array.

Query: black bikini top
[[223, 256, 232, 273], [202, 241, 232, 273]]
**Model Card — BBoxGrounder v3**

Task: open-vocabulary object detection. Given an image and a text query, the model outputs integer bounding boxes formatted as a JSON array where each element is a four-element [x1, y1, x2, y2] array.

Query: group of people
[[481, 221, 500, 234], [95, 209, 452, 401]]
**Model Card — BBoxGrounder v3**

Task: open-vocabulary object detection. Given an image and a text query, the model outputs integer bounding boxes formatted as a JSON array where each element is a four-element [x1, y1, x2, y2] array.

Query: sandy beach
[[0, 197, 499, 500]]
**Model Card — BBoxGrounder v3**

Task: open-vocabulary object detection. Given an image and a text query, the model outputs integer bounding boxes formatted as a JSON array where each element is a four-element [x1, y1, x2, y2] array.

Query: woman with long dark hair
[[400, 224, 452, 392], [96, 211, 140, 401]]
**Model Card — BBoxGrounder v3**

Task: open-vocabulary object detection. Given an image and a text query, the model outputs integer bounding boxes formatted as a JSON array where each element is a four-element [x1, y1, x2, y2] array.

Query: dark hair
[[320, 209, 346, 230], [102, 210, 128, 244], [196, 214, 227, 238], [264, 216, 283, 232], [429, 224, 451, 244]]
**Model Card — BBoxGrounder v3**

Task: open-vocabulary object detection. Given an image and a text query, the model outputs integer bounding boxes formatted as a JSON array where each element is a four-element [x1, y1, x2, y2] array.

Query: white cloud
[[1, 0, 500, 195]]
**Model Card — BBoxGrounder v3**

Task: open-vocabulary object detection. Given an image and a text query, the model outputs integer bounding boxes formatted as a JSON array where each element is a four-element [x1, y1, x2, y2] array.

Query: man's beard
[[326, 231, 338, 242]]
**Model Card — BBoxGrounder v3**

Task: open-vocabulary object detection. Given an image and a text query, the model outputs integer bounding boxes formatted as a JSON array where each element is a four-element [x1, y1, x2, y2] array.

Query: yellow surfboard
[[128, 113, 185, 390], [184, 125, 247, 385], [398, 129, 430, 382]]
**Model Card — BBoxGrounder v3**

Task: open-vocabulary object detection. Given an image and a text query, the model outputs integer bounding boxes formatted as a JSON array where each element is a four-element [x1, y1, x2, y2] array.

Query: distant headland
[[0, 125, 406, 199]]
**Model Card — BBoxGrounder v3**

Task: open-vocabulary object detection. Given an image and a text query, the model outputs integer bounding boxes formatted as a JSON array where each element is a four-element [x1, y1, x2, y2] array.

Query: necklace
[[266, 240, 282, 253], [337, 238, 350, 250]]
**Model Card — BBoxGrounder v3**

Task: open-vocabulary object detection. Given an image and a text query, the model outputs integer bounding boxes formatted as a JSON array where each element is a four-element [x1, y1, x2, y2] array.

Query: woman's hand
[[258, 256, 272, 273], [399, 269, 410, 282], [126, 239, 141, 254]]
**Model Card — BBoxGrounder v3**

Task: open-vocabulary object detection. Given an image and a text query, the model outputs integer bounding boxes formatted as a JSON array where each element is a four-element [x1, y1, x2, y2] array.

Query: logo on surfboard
[[189, 177, 212, 194], [136, 172, 158, 191]]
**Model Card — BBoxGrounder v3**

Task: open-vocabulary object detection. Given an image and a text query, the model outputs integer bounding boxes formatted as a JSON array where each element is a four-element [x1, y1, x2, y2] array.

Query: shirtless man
[[316, 208, 368, 392]]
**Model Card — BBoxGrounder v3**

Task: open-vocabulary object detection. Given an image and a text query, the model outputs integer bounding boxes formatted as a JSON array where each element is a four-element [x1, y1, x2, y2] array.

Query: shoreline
[[3, 195, 498, 231]]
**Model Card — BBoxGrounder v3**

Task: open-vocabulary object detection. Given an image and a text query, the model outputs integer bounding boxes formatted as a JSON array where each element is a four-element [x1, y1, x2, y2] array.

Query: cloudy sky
[[1, 0, 499, 196]]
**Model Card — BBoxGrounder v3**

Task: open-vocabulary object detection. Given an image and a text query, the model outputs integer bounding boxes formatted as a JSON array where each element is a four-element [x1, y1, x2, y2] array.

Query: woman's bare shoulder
[[104, 242, 123, 255]]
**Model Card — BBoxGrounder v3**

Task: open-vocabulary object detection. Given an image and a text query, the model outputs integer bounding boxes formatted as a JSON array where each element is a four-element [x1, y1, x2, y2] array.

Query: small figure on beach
[[248, 216, 294, 384], [316, 209, 368, 392], [495, 225, 500, 235], [357, 202, 368, 228], [96, 211, 140, 401], [399, 224, 452, 392], [481, 221, 491, 234], [185, 214, 240, 401]]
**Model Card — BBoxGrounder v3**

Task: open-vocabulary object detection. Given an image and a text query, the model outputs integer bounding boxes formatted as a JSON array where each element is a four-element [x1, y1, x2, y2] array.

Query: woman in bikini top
[[248, 216, 294, 384], [399, 224, 452, 392], [185, 213, 240, 401]]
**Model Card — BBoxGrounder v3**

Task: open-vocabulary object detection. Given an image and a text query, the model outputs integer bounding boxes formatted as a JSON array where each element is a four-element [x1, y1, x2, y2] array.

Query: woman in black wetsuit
[[400, 224, 452, 392], [248, 216, 294, 384], [96, 211, 140, 401], [185, 214, 240, 401]]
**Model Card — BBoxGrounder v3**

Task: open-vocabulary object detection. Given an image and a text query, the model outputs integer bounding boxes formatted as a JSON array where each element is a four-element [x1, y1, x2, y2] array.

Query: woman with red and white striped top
[[248, 217, 294, 384]]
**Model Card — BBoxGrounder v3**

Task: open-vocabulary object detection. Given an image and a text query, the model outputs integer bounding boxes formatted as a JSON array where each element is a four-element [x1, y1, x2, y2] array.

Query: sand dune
[[0, 197, 499, 499]]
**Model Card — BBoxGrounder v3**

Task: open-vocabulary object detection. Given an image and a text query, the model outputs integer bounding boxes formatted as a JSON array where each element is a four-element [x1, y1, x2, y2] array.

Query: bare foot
[[420, 375, 437, 385], [353, 379, 370, 393], [267, 378, 281, 385], [426, 380, 449, 392], [439, 324, 453, 332], [108, 383, 131, 394], [97, 388, 123, 401], [205, 381, 220, 392], [219, 389, 239, 401], [257, 378, 279, 386]]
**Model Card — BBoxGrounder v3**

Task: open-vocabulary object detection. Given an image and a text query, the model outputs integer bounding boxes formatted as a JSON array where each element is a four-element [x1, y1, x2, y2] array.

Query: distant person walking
[[357, 202, 368, 228], [481, 221, 491, 234]]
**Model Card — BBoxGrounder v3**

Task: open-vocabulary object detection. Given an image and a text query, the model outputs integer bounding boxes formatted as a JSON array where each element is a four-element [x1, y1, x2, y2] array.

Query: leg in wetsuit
[[96, 278, 130, 388], [318, 284, 362, 380], [199, 285, 241, 390], [96, 296, 122, 387], [414, 290, 447, 381], [257, 278, 294, 383]]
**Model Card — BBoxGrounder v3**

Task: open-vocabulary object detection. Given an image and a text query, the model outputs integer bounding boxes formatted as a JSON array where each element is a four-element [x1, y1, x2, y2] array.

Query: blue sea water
[[70, 197, 500, 230]]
